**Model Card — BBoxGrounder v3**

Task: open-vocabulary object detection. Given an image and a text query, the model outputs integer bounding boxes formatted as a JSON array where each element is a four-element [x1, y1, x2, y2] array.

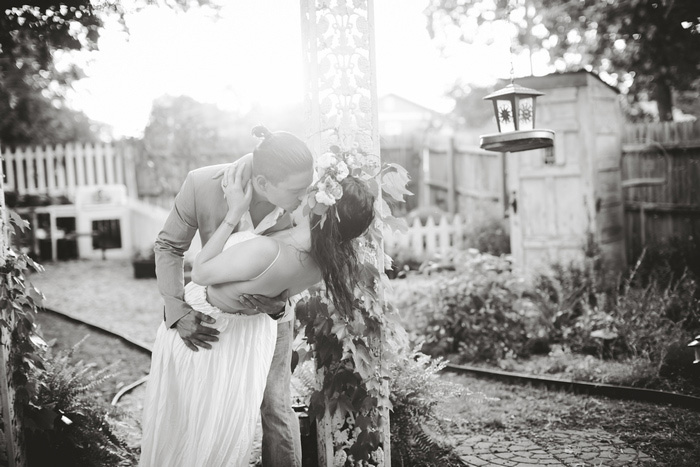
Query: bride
[[140, 153, 376, 466]]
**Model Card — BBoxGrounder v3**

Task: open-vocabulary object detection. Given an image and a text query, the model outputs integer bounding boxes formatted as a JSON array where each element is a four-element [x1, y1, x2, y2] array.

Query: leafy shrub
[[529, 256, 609, 353], [463, 216, 510, 256], [604, 271, 700, 361], [394, 231, 700, 392], [530, 247, 700, 361], [630, 236, 700, 290], [385, 246, 426, 279], [25, 338, 138, 467], [388, 273, 437, 336], [418, 251, 534, 362], [389, 348, 467, 467]]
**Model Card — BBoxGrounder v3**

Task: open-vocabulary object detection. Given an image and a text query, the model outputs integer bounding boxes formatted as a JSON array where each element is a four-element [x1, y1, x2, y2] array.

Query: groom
[[154, 129, 313, 467]]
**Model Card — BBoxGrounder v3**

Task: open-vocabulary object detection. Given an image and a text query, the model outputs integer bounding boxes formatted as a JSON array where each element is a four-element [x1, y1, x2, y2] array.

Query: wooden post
[[300, 0, 390, 465], [447, 137, 456, 214], [118, 141, 139, 200], [421, 146, 431, 208], [0, 151, 26, 467]]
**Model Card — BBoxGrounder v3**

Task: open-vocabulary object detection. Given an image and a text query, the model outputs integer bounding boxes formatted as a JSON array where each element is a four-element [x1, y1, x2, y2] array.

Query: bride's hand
[[223, 162, 253, 220]]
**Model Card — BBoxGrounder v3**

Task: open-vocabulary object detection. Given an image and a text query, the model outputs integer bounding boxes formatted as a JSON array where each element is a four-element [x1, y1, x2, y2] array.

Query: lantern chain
[[506, 0, 517, 84]]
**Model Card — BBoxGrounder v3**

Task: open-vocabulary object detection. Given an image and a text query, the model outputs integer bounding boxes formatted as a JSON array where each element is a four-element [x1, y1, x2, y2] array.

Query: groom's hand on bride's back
[[175, 309, 220, 351], [238, 290, 288, 319]]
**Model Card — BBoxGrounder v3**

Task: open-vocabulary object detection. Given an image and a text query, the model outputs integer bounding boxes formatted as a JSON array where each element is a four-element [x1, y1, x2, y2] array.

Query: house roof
[[510, 70, 621, 95], [379, 93, 449, 116]]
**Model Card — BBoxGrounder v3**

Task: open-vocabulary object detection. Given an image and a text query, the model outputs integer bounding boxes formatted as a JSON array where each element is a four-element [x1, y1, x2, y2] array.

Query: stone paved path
[[453, 429, 654, 466]]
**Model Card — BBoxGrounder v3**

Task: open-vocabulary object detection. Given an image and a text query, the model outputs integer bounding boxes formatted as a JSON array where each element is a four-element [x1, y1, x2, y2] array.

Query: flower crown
[[302, 144, 380, 228]]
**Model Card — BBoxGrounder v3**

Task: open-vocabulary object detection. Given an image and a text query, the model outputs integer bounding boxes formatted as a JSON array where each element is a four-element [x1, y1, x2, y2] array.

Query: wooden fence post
[[1, 151, 27, 466], [421, 145, 431, 208], [447, 136, 456, 214], [118, 141, 139, 200]]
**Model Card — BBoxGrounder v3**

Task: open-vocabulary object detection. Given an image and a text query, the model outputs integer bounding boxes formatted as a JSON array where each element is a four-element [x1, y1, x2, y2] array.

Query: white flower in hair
[[344, 153, 358, 169], [315, 189, 336, 206], [325, 177, 343, 198], [303, 145, 378, 225], [334, 161, 349, 181], [316, 152, 337, 170]]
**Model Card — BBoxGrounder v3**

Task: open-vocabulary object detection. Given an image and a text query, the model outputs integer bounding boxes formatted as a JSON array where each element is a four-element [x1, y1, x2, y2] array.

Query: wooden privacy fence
[[422, 133, 506, 222], [385, 215, 467, 258], [1, 143, 137, 197], [380, 134, 422, 214], [621, 120, 700, 263]]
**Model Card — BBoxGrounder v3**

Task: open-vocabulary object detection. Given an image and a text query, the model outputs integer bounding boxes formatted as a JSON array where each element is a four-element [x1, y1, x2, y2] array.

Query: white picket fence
[[1, 143, 137, 197], [385, 215, 467, 258]]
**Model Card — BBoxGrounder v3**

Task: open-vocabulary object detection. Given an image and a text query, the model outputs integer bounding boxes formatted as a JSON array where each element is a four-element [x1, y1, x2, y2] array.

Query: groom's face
[[263, 169, 313, 212]]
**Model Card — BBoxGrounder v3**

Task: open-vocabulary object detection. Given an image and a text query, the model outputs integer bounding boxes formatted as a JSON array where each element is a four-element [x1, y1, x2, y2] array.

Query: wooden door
[[507, 86, 593, 277]]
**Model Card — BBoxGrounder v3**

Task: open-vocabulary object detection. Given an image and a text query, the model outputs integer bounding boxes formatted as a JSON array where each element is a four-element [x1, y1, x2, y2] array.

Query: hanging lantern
[[480, 83, 555, 153]]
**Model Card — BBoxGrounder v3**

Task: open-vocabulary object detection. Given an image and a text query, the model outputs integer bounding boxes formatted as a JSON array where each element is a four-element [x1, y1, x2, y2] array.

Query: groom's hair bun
[[251, 125, 272, 140], [251, 126, 313, 184]]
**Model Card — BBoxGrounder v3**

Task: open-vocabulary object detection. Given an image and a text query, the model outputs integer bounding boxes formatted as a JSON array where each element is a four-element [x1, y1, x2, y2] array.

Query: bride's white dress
[[140, 231, 278, 467]]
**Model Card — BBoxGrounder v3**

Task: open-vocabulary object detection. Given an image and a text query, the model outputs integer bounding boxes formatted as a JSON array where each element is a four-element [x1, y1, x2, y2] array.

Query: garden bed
[[387, 268, 700, 399]]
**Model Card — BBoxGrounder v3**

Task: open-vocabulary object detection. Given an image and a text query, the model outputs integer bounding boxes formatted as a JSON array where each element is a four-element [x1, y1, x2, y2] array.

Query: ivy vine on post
[[1, 176, 47, 466], [295, 144, 410, 466]]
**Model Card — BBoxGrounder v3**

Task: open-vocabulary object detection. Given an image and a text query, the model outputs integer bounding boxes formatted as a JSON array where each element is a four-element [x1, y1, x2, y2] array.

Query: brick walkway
[[454, 430, 654, 466]]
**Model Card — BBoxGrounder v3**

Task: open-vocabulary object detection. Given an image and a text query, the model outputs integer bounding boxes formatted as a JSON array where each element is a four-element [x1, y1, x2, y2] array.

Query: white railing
[[385, 215, 467, 258], [1, 143, 136, 197]]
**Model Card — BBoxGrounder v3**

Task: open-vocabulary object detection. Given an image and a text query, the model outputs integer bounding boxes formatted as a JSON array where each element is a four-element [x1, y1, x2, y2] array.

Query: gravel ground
[[30, 258, 164, 348]]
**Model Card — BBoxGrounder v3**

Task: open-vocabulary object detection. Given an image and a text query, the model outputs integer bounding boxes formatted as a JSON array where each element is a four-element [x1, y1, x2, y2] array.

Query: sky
[[64, 0, 549, 138]]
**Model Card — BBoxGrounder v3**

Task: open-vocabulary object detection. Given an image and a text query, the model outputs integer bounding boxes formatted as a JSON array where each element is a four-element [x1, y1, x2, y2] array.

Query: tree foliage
[[0, 0, 216, 146], [425, 0, 700, 121], [139, 95, 252, 196]]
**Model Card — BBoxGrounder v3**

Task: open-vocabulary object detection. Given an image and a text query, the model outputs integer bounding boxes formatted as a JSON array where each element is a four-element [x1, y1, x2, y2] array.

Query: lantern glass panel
[[496, 99, 515, 133], [518, 97, 534, 131]]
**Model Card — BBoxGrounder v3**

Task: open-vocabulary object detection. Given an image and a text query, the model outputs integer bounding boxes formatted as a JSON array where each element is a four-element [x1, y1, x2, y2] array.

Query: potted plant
[[132, 245, 157, 279]]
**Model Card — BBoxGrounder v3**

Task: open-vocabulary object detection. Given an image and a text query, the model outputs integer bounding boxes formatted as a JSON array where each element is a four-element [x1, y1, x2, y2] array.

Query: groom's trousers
[[261, 319, 301, 467]]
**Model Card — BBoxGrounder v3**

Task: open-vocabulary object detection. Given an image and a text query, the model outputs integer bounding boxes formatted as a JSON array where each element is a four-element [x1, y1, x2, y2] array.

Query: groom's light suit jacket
[[155, 159, 293, 328]]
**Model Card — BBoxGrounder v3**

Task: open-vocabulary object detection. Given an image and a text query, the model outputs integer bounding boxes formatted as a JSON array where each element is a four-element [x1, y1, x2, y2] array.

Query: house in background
[[378, 93, 451, 137], [377, 94, 454, 214]]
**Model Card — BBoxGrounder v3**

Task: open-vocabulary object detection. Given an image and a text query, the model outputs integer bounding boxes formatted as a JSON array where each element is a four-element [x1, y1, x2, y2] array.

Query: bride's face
[[291, 204, 305, 226]]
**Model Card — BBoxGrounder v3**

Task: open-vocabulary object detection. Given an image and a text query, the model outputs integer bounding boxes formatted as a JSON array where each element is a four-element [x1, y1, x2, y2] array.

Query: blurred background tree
[[0, 0, 216, 147], [446, 82, 496, 129], [139, 94, 252, 197], [137, 94, 305, 201], [425, 0, 700, 122]]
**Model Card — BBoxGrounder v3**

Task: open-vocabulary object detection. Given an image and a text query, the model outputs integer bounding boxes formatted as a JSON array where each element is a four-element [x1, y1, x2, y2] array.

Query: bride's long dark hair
[[309, 176, 375, 315]]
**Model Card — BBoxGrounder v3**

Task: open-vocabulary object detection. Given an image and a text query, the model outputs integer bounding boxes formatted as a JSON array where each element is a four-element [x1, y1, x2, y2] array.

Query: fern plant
[[389, 348, 468, 467], [25, 337, 138, 467]]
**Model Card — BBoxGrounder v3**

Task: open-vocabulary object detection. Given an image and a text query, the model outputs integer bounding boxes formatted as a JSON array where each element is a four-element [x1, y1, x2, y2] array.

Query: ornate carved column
[[301, 1, 390, 466], [301, 0, 379, 159]]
